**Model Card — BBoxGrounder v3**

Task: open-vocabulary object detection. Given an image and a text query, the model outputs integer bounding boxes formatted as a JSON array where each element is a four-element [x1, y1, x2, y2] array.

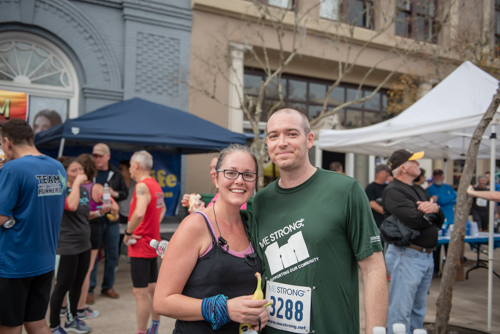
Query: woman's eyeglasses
[[216, 169, 258, 182]]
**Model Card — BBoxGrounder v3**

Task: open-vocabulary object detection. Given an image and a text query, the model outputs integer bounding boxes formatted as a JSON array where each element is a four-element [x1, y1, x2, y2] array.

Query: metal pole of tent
[[488, 123, 496, 331], [57, 138, 65, 158]]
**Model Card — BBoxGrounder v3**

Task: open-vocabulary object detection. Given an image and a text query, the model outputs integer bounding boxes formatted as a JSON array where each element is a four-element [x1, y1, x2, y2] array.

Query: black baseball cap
[[433, 169, 444, 176], [387, 149, 424, 170]]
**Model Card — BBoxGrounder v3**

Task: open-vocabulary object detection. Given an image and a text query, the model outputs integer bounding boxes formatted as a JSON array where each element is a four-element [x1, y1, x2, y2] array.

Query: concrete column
[[228, 42, 251, 133], [368, 155, 375, 183], [346, 153, 355, 177]]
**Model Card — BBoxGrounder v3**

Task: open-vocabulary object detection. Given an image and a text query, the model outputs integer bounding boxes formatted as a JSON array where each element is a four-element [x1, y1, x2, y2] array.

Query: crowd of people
[[0, 110, 498, 334]]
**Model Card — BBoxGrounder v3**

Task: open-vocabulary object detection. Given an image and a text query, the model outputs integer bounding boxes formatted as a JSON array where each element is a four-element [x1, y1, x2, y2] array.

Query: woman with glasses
[[154, 144, 268, 333]]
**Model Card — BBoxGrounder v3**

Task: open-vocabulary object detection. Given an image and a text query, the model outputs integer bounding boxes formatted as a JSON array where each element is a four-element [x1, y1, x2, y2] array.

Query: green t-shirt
[[246, 168, 382, 334]]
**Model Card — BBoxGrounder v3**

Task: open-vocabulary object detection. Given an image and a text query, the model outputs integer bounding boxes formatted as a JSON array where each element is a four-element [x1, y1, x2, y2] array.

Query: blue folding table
[[438, 232, 500, 279]]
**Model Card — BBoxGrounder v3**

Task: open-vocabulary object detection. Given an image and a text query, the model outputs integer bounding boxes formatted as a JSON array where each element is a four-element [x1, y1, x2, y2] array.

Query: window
[[0, 41, 70, 87], [244, 68, 388, 129], [245, 0, 294, 10], [320, 0, 374, 29], [0, 32, 79, 126], [395, 0, 438, 43]]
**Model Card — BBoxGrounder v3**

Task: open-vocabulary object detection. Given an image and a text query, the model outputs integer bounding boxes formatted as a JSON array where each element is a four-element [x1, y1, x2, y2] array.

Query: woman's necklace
[[212, 202, 229, 252]]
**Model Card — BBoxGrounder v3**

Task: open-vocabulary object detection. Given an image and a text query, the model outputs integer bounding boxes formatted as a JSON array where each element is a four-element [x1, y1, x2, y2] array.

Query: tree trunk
[[434, 83, 500, 334]]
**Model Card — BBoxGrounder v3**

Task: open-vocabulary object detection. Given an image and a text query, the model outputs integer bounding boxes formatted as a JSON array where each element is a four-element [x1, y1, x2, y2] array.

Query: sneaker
[[51, 325, 68, 334], [60, 307, 68, 318], [76, 307, 99, 319], [147, 321, 159, 334], [64, 318, 92, 334]]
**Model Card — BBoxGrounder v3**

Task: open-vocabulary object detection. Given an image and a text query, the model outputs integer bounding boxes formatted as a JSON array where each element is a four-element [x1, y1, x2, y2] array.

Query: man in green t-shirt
[[247, 109, 387, 334]]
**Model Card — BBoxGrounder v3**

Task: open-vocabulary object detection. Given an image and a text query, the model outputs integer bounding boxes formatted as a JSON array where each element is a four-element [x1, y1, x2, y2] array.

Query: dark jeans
[[89, 222, 120, 293]]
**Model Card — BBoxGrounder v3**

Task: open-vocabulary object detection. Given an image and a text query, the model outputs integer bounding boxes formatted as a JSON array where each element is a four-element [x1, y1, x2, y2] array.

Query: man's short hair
[[0, 119, 34, 146], [375, 164, 391, 174], [131, 150, 153, 170], [268, 108, 311, 135], [330, 161, 343, 172]]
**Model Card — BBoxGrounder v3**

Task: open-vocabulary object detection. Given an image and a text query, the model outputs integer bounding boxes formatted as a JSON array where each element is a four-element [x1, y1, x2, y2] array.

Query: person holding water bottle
[[123, 150, 166, 334], [153, 144, 268, 334]]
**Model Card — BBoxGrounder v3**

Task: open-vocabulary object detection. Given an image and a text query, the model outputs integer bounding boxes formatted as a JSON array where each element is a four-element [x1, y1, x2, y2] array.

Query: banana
[[239, 272, 270, 333], [188, 193, 201, 212], [106, 213, 116, 221]]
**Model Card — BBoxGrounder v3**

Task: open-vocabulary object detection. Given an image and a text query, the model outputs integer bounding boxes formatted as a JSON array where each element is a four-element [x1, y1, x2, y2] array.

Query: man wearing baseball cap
[[382, 149, 445, 334], [365, 164, 391, 228], [88, 143, 129, 302]]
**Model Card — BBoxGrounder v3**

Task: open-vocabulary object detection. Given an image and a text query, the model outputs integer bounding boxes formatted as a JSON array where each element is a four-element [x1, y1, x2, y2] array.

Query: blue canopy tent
[[35, 97, 247, 154], [34, 98, 247, 216]]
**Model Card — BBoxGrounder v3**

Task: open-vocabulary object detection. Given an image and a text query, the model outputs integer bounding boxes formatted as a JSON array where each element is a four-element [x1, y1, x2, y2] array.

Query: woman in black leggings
[[49, 157, 95, 334]]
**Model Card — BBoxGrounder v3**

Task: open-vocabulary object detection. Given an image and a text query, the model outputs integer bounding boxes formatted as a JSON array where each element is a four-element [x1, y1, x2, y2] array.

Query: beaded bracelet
[[201, 294, 230, 330]]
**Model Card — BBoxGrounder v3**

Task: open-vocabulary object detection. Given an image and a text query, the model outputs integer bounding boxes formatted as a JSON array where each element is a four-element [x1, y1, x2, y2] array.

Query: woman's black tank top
[[173, 212, 263, 334]]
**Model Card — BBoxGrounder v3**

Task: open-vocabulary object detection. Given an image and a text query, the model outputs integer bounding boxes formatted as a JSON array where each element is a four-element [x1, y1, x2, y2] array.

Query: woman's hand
[[73, 174, 87, 187], [181, 193, 195, 207], [227, 295, 269, 328]]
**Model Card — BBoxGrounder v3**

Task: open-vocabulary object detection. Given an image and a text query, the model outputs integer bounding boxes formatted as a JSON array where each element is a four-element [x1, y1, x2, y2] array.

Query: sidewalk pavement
[[51, 246, 500, 334]]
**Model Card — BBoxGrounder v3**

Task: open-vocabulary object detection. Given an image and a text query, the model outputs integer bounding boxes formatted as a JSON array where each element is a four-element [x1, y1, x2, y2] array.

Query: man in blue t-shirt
[[427, 169, 456, 226], [0, 119, 66, 333]]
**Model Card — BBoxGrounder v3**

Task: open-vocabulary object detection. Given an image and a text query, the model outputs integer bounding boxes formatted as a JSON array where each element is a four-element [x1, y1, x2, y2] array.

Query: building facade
[[0, 0, 191, 127], [187, 0, 497, 192]]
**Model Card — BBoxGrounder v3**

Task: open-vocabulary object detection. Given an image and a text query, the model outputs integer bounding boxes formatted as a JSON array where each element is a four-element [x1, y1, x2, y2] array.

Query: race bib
[[477, 198, 488, 207], [266, 281, 311, 333]]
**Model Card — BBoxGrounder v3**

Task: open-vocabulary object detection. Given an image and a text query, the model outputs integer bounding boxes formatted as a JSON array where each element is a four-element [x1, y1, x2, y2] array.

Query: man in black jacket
[[382, 149, 444, 334], [88, 143, 128, 302]]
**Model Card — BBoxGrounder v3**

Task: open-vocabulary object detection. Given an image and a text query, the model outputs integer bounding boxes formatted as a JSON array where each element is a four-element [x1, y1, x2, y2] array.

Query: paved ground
[[45, 246, 500, 333]]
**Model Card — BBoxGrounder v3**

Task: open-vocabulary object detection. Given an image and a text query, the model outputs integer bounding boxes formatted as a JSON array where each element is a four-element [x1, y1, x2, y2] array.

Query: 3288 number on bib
[[266, 281, 311, 333]]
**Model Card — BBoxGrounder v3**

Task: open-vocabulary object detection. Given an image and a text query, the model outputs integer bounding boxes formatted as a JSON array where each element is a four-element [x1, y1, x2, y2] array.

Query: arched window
[[0, 32, 79, 131]]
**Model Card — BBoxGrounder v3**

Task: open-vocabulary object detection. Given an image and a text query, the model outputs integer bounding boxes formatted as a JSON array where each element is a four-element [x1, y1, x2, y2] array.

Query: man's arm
[[384, 187, 435, 229], [110, 171, 129, 202], [369, 201, 384, 215], [358, 252, 388, 334], [124, 182, 151, 243], [0, 215, 8, 226], [159, 200, 166, 224]]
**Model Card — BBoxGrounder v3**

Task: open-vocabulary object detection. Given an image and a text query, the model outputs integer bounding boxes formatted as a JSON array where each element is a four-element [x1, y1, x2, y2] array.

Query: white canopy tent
[[319, 61, 500, 160], [319, 60, 500, 331]]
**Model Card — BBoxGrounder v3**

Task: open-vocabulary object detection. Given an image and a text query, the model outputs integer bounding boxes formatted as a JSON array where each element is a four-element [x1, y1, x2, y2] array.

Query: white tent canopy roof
[[319, 61, 500, 160]]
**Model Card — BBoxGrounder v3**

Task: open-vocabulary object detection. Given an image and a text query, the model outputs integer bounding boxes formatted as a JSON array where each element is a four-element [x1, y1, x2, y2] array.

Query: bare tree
[[189, 0, 435, 189]]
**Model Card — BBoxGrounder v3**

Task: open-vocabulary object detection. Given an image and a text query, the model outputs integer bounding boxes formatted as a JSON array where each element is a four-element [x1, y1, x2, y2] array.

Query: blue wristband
[[201, 294, 230, 330]]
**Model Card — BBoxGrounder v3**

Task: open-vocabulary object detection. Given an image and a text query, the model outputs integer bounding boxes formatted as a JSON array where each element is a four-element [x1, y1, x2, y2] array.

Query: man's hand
[[123, 233, 142, 245], [416, 198, 440, 214], [431, 195, 438, 202], [110, 188, 119, 198]]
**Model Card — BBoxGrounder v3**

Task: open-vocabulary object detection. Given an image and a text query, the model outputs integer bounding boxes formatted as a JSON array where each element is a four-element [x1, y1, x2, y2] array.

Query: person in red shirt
[[123, 150, 166, 334]]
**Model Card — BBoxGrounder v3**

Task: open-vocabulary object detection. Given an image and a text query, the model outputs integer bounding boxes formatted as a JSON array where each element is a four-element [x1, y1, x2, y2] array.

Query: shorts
[[0, 270, 54, 326], [90, 222, 101, 249], [130, 257, 158, 288]]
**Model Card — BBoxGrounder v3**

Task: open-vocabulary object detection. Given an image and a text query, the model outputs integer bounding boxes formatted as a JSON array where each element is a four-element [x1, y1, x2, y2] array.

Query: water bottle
[[103, 183, 111, 204], [373, 327, 386, 334], [150, 239, 169, 257], [3, 217, 15, 228], [393, 323, 406, 334], [103, 183, 116, 220]]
